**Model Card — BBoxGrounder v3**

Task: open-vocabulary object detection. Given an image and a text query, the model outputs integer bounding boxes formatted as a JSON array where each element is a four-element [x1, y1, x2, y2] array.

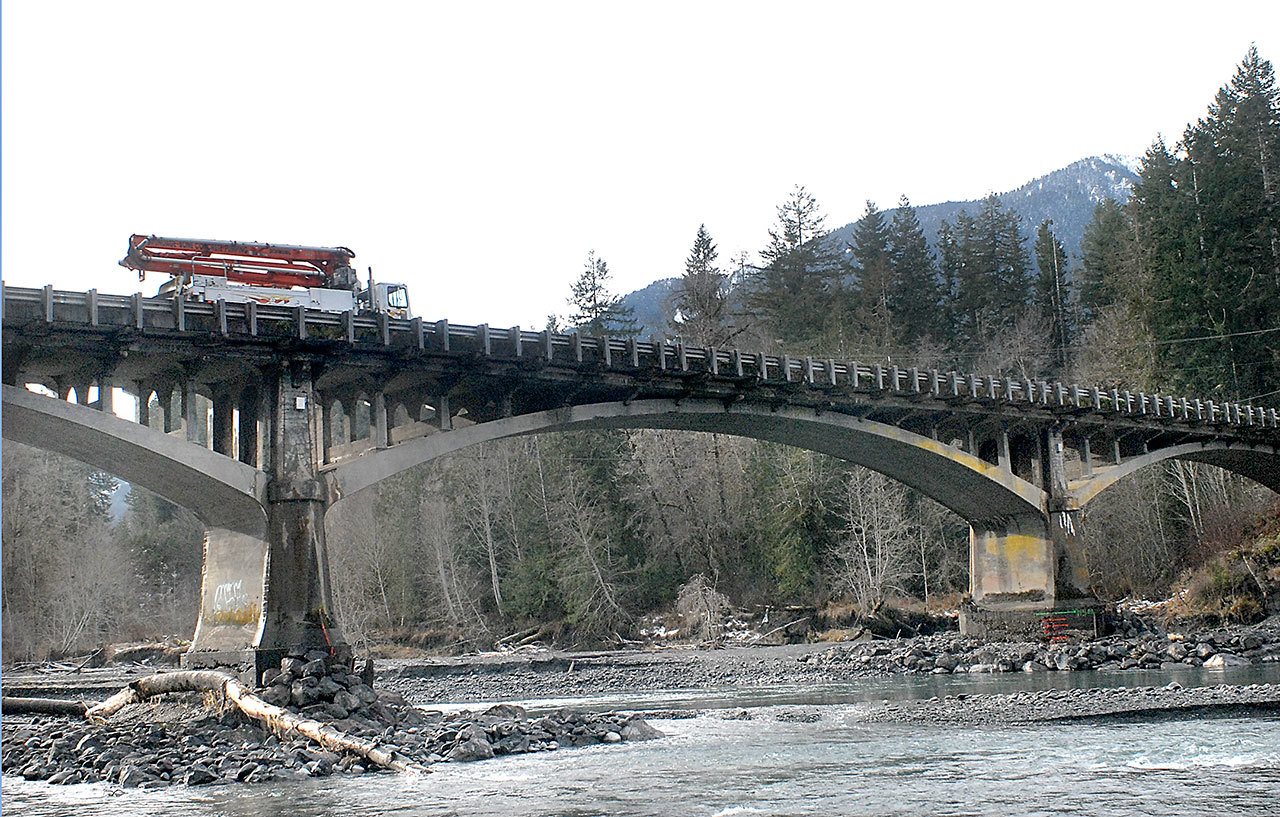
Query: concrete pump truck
[[119, 234, 413, 319]]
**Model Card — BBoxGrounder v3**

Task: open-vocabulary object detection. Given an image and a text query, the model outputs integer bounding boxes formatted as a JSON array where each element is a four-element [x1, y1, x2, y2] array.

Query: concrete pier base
[[963, 510, 1099, 639]]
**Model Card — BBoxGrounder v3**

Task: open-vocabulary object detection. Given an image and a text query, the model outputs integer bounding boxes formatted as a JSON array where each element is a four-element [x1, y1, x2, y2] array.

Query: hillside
[[620, 156, 1140, 335], [828, 155, 1139, 263]]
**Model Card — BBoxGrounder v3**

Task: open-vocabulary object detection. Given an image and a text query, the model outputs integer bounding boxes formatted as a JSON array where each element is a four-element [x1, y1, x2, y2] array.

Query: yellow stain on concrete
[[207, 604, 261, 627]]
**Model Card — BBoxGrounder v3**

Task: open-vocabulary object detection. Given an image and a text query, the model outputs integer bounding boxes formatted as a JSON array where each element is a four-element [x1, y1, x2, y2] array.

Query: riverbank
[[376, 617, 1280, 705], [0, 652, 663, 788], [5, 617, 1280, 789]]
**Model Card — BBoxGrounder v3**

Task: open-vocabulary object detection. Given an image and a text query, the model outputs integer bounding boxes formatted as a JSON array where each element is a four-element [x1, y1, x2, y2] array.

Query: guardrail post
[[436, 319, 451, 352], [88, 289, 99, 326]]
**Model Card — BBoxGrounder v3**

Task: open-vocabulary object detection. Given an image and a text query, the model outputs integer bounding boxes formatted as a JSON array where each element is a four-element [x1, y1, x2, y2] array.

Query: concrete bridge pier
[[183, 361, 349, 680], [962, 427, 1098, 639]]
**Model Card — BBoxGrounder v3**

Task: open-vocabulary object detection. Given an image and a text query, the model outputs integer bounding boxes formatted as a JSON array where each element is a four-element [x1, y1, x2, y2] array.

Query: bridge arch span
[[1, 384, 268, 535], [324, 398, 1047, 522], [1069, 440, 1280, 509]]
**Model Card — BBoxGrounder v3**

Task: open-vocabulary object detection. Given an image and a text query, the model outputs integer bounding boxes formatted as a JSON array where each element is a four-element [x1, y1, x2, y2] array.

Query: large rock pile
[[803, 623, 1280, 675], [255, 650, 401, 731], [1, 650, 663, 788]]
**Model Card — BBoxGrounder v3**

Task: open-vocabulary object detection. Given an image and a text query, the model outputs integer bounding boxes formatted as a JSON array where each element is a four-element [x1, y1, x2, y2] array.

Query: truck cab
[[363, 282, 412, 320]]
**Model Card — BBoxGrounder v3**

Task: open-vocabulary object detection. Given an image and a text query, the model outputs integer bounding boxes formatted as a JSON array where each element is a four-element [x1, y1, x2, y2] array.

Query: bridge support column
[[961, 427, 1099, 640], [257, 363, 348, 669], [184, 362, 348, 681]]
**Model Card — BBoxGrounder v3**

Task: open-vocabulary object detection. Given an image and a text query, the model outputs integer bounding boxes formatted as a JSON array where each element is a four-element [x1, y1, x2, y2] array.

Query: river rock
[[449, 734, 495, 761], [302, 659, 328, 679], [1203, 653, 1251, 669], [620, 716, 664, 741], [118, 765, 153, 788], [186, 764, 218, 785]]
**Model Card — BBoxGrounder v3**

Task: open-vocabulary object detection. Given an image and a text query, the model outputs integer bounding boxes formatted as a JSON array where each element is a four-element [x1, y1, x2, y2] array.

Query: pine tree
[[1032, 220, 1074, 372], [952, 195, 1031, 353], [569, 251, 637, 337], [747, 185, 842, 347], [1078, 198, 1134, 321], [1132, 49, 1280, 401], [848, 200, 894, 351], [671, 224, 730, 345], [936, 218, 962, 352], [887, 195, 944, 348]]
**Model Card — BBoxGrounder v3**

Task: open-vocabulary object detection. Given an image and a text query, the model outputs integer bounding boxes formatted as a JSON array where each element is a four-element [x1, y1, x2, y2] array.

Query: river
[[5, 666, 1279, 816]]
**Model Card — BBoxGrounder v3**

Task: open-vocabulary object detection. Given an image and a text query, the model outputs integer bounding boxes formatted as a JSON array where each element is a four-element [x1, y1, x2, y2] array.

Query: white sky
[[3, 1, 1278, 329]]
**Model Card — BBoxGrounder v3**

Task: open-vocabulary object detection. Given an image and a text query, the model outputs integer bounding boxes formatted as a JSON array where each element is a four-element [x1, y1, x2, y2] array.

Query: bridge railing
[[5, 284, 1278, 433]]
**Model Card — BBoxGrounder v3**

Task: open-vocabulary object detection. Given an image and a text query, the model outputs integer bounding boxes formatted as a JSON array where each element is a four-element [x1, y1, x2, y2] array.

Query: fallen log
[[83, 670, 427, 774], [2, 696, 89, 717]]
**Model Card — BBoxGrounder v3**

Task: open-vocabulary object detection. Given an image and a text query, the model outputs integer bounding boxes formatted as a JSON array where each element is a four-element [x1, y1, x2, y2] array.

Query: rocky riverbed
[[0, 651, 662, 789], [855, 681, 1280, 725], [379, 618, 1280, 704], [801, 619, 1280, 676], [6, 617, 1280, 790]]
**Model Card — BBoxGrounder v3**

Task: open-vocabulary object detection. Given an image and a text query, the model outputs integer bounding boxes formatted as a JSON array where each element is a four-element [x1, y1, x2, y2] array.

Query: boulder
[[1203, 653, 1251, 669], [620, 716, 664, 741], [118, 766, 153, 788], [484, 703, 528, 721], [186, 765, 218, 786], [301, 659, 328, 678], [449, 735, 494, 762]]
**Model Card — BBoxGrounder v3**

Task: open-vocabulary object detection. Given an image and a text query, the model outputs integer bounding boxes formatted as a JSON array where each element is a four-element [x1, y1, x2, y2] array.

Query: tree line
[[3, 48, 1276, 659]]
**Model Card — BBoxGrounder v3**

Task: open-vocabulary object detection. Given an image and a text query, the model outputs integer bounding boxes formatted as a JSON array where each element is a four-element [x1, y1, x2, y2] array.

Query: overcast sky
[[3, 2, 1277, 329]]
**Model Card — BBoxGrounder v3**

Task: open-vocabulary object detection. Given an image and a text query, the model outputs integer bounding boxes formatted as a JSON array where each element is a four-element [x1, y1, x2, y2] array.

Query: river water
[[5, 666, 1280, 816]]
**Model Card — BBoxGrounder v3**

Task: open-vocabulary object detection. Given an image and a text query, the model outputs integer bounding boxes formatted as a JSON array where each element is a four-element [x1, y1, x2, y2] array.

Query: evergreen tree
[[671, 224, 730, 345], [887, 195, 944, 347], [747, 185, 842, 347], [1078, 198, 1133, 320], [848, 200, 894, 350], [951, 195, 1032, 353], [1131, 50, 1280, 401], [1032, 219, 1074, 372], [936, 218, 962, 351], [569, 251, 637, 336]]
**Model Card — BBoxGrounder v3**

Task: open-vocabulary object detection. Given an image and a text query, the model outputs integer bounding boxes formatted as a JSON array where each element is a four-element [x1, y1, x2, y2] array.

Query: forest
[[3, 48, 1278, 661]]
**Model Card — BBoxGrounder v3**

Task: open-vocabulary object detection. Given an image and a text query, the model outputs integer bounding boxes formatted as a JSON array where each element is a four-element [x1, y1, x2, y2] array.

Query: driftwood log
[[9, 670, 426, 774], [1, 696, 89, 717]]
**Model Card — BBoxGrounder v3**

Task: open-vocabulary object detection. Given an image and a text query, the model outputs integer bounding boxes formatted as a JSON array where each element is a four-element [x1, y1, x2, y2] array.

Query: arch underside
[[1, 384, 267, 534], [327, 399, 1047, 522], [1070, 441, 1280, 507]]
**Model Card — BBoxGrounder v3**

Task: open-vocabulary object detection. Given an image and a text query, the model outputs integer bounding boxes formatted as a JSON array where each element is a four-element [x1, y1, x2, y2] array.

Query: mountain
[[620, 155, 1141, 335], [618, 277, 680, 338], [828, 155, 1140, 263]]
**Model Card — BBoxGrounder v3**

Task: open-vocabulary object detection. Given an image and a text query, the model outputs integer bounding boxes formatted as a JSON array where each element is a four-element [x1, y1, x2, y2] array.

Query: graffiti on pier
[[210, 579, 259, 626]]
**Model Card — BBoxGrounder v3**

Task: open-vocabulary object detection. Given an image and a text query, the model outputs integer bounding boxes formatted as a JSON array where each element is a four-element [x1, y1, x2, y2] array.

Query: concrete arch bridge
[[4, 285, 1278, 675]]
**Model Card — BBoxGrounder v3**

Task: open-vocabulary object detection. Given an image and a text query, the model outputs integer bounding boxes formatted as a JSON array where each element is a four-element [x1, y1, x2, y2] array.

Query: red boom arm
[[119, 234, 356, 289]]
